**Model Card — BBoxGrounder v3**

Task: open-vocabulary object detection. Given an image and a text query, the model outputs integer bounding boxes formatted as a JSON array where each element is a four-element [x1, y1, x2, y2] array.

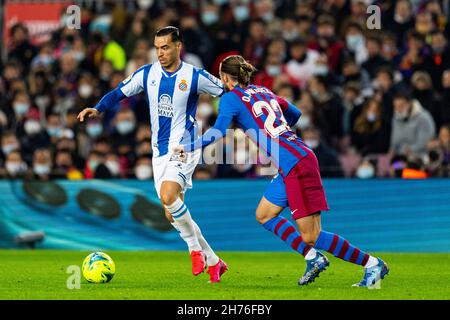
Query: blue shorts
[[263, 153, 329, 219], [263, 174, 288, 208]]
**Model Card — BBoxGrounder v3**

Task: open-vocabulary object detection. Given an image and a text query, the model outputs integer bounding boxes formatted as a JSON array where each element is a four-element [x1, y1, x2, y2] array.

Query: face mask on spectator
[[395, 111, 409, 121], [356, 165, 375, 179], [311, 89, 321, 100], [366, 112, 377, 122], [137, 0, 154, 9], [34, 164, 50, 175], [36, 54, 54, 67], [8, 162, 27, 175], [2, 143, 18, 155], [99, 73, 111, 81], [116, 120, 135, 135], [135, 165, 153, 180], [233, 5, 249, 22], [383, 44, 394, 55], [47, 127, 61, 137], [304, 139, 319, 149], [79, 84, 93, 98], [72, 51, 85, 62], [213, 0, 227, 5], [35, 95, 51, 109], [6, 161, 26, 175], [202, 11, 219, 25], [13, 102, 30, 115], [314, 65, 328, 76], [86, 123, 103, 138], [261, 12, 274, 23], [266, 65, 281, 76], [105, 160, 120, 176], [297, 114, 311, 129], [89, 160, 100, 171], [283, 30, 299, 41], [197, 103, 213, 118], [346, 35, 364, 51], [24, 120, 42, 135]]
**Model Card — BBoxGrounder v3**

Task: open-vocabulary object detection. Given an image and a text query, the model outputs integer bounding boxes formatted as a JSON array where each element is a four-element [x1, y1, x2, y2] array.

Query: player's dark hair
[[220, 55, 257, 87], [155, 26, 183, 43]]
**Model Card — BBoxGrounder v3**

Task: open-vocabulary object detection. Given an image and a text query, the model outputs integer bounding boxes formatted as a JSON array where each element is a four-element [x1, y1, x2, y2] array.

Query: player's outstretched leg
[[192, 221, 228, 283], [315, 230, 389, 287], [297, 213, 389, 288], [164, 197, 205, 275], [256, 197, 329, 285]]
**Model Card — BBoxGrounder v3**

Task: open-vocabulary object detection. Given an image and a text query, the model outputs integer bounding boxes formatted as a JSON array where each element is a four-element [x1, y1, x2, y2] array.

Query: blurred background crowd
[[1, 0, 450, 181]]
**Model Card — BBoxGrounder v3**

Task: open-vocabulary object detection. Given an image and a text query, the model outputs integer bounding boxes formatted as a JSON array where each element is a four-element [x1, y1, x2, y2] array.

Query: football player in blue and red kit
[[174, 55, 389, 287]]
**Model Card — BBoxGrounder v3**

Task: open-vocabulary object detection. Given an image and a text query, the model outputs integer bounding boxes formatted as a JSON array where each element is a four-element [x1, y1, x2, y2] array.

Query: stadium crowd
[[1, 0, 450, 181]]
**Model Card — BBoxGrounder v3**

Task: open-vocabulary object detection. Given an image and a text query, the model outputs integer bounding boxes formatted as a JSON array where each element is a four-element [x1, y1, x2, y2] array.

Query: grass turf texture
[[0, 250, 448, 300]]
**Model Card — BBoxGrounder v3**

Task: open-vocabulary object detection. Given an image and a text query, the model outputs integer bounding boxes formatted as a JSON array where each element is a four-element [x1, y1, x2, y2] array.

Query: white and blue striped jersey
[[118, 61, 224, 157]]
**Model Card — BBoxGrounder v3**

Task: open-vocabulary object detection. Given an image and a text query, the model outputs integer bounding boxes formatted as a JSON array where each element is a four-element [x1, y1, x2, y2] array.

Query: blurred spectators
[[390, 92, 436, 157], [301, 126, 344, 177], [352, 98, 390, 156], [424, 125, 450, 177], [285, 37, 321, 89], [308, 75, 344, 150], [1, 0, 450, 180]]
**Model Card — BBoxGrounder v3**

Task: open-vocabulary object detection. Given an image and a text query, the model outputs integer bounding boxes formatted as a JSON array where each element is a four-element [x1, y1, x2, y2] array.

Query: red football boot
[[190, 250, 206, 276], [207, 259, 228, 283]]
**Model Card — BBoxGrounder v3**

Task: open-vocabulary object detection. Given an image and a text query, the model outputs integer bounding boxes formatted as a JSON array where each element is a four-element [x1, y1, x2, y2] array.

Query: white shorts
[[152, 149, 202, 198]]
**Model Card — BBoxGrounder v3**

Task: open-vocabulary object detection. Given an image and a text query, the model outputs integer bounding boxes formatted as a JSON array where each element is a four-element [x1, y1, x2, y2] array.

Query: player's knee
[[160, 192, 178, 207], [255, 208, 276, 224]]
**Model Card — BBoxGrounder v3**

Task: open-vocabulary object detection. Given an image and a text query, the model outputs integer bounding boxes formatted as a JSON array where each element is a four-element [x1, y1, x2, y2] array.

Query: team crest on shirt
[[158, 94, 174, 117], [178, 79, 188, 91]]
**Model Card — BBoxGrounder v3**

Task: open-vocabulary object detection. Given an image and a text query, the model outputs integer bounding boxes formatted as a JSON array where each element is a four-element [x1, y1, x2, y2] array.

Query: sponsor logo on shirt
[[158, 94, 174, 117], [206, 72, 221, 86], [122, 74, 132, 84]]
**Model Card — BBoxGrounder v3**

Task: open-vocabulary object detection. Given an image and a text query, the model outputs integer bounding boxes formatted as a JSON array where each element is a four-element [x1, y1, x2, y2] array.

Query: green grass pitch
[[0, 250, 449, 300]]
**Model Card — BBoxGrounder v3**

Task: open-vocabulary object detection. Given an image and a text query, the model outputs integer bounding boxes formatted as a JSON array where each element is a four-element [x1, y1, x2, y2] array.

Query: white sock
[[165, 198, 201, 252], [305, 248, 318, 260], [364, 256, 378, 268], [192, 220, 219, 266]]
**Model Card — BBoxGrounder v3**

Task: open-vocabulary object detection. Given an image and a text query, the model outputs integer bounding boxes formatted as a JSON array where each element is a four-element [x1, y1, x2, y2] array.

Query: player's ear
[[222, 73, 227, 84]]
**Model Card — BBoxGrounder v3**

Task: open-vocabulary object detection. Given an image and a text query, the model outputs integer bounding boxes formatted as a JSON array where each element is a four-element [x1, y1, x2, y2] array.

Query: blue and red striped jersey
[[184, 84, 312, 176]]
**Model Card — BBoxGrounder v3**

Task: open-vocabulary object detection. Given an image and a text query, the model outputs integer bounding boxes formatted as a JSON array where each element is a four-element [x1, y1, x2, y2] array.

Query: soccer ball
[[82, 252, 115, 283]]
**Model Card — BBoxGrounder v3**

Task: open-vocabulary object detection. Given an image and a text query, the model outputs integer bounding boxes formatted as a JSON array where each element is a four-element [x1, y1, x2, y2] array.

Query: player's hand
[[77, 108, 99, 122], [172, 145, 185, 155]]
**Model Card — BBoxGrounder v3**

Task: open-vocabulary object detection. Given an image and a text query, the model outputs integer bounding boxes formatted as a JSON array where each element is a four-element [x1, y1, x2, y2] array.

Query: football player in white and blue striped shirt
[[77, 26, 228, 282]]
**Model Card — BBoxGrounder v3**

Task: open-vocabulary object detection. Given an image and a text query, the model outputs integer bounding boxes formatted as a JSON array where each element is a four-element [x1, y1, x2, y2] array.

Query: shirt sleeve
[[275, 95, 302, 128], [183, 92, 238, 152], [197, 69, 225, 97], [119, 65, 147, 97], [94, 65, 149, 113]]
